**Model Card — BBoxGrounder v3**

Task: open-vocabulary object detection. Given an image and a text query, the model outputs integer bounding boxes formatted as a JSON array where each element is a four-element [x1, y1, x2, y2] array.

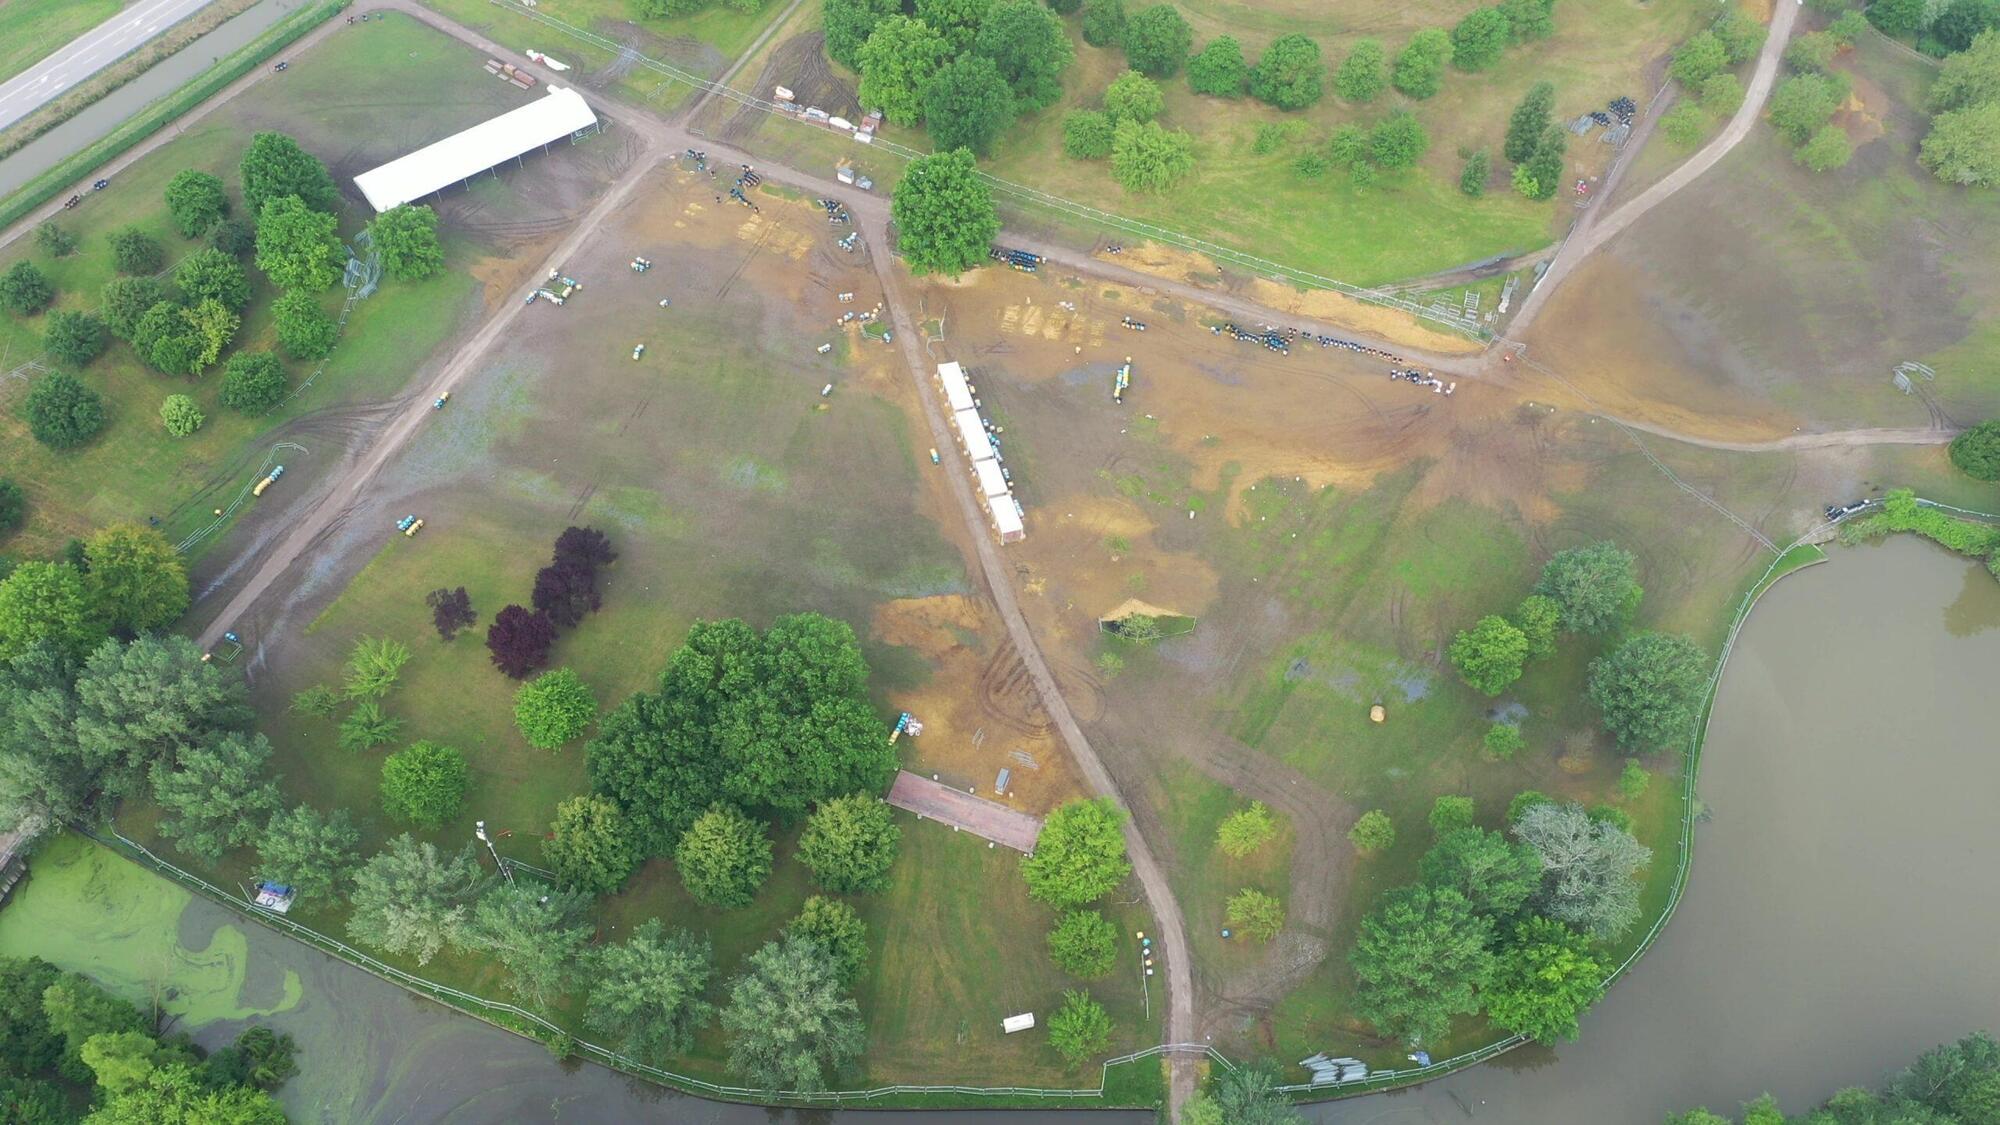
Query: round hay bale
[[1369, 703, 1386, 723]]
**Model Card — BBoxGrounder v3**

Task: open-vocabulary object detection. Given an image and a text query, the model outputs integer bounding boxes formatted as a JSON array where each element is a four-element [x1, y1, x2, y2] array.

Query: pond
[[1313, 535, 2000, 1123]]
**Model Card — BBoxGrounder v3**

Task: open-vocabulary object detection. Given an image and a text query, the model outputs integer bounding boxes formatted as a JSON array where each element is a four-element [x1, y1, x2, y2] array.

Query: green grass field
[[0, 0, 127, 85], [0, 15, 543, 560]]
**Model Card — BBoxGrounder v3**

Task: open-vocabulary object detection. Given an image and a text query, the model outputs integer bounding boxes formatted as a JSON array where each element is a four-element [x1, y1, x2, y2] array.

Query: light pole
[[475, 820, 513, 884]]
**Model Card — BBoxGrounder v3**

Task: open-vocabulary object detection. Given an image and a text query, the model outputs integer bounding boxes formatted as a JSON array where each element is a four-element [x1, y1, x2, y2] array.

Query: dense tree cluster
[[1345, 787, 1650, 1047], [1923, 30, 2000, 187], [487, 527, 616, 678], [0, 955, 296, 1122], [586, 612, 896, 858]]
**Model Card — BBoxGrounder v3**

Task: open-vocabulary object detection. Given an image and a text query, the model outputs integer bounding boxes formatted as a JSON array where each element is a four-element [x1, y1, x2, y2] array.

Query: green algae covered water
[[0, 834, 1143, 1123]]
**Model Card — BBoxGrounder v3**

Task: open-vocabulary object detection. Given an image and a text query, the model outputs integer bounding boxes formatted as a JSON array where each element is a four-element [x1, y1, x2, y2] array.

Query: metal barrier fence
[[474, 0, 1488, 336], [72, 825, 1169, 1106]]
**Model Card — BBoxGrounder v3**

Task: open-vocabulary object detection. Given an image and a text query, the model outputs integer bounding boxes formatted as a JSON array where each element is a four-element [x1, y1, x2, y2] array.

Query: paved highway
[[0, 0, 215, 132]]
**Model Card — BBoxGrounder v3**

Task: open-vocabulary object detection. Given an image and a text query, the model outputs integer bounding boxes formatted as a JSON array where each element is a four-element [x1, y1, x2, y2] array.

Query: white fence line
[[73, 826, 1166, 1105]]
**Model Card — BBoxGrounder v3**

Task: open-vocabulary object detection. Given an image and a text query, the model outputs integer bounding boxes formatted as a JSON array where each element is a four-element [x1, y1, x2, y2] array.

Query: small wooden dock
[[0, 827, 29, 907]]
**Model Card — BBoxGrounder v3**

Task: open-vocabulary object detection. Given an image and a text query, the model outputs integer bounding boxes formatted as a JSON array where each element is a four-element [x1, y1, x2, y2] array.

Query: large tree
[[255, 804, 360, 900], [585, 919, 715, 1058], [975, 0, 1074, 108], [798, 793, 901, 894], [99, 277, 171, 340], [1080, 0, 1125, 46], [272, 290, 337, 360], [73, 634, 250, 797], [86, 1063, 286, 1124], [1533, 541, 1641, 634], [0, 261, 53, 315], [164, 170, 228, 238], [1110, 119, 1196, 191], [240, 132, 339, 214], [1021, 797, 1131, 908], [150, 731, 280, 860], [1950, 418, 2000, 481], [675, 803, 773, 907], [857, 16, 950, 126], [462, 880, 594, 1008], [1504, 81, 1556, 164], [1451, 6, 1512, 71], [915, 0, 993, 53], [379, 741, 468, 829], [1334, 38, 1386, 102], [426, 586, 477, 641], [1922, 100, 2000, 187], [174, 249, 251, 312], [922, 56, 1018, 155], [892, 147, 1001, 275], [1512, 801, 1652, 940], [786, 895, 870, 986], [83, 523, 189, 634], [0, 644, 93, 831], [344, 638, 412, 701], [485, 605, 556, 679], [1047, 909, 1119, 978], [1587, 630, 1708, 750], [514, 666, 597, 749], [1448, 614, 1529, 696], [1348, 884, 1493, 1044], [1419, 826, 1542, 920], [1122, 4, 1193, 77], [1769, 72, 1847, 144], [22, 372, 105, 450], [219, 352, 288, 414], [108, 228, 164, 276], [543, 793, 640, 894], [1392, 28, 1453, 99], [530, 560, 599, 630], [345, 835, 484, 965], [255, 196, 344, 292], [1188, 36, 1249, 96], [720, 934, 865, 1090], [43, 310, 108, 368], [1930, 29, 2000, 114], [1104, 69, 1164, 123], [1250, 34, 1324, 109], [369, 204, 445, 281], [822, 0, 902, 68], [0, 563, 101, 663], [1483, 916, 1605, 1044], [1046, 988, 1113, 1065]]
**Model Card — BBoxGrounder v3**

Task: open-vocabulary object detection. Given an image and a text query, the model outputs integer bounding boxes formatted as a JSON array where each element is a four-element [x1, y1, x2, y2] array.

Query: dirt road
[[865, 213, 1203, 1116], [191, 138, 665, 650], [1508, 0, 1801, 336]]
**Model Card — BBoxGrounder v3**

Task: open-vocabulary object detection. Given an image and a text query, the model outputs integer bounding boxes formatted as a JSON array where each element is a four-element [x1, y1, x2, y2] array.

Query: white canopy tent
[[354, 87, 599, 213]]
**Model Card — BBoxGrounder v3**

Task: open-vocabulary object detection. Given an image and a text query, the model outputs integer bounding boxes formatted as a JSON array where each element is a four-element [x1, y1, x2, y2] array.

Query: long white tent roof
[[937, 361, 975, 412], [354, 87, 597, 212]]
